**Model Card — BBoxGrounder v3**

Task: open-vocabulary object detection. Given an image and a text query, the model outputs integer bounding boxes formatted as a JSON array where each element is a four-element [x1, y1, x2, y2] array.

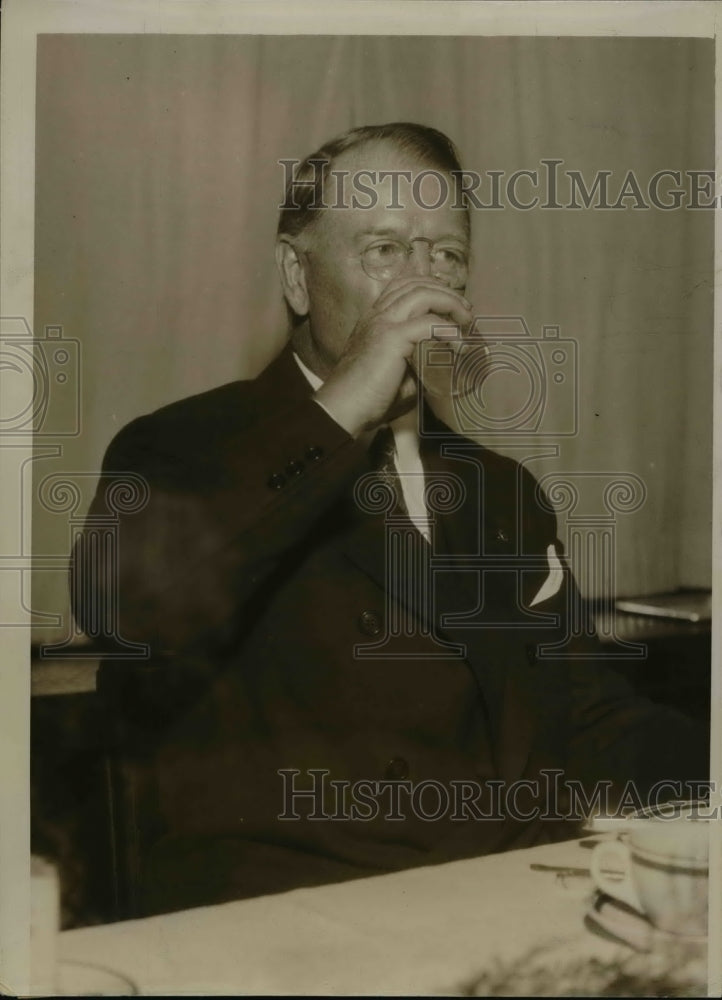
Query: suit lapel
[[419, 413, 536, 782], [339, 491, 445, 643], [253, 340, 318, 406]]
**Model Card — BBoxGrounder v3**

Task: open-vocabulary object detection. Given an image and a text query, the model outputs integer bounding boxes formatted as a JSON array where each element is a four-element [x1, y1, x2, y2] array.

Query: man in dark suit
[[73, 123, 708, 916]]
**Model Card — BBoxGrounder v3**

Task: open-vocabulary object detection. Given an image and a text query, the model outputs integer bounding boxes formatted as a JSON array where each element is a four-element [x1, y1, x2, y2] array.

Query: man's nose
[[407, 242, 433, 278]]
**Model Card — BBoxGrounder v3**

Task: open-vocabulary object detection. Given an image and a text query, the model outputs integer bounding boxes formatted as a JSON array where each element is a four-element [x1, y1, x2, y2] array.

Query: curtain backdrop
[[32, 34, 713, 645]]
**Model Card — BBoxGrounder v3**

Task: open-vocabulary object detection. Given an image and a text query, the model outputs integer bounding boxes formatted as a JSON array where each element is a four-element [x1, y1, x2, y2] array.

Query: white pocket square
[[529, 543, 565, 607]]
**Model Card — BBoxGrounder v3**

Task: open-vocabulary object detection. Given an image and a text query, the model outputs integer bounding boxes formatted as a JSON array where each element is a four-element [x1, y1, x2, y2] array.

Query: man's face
[[292, 142, 470, 413]]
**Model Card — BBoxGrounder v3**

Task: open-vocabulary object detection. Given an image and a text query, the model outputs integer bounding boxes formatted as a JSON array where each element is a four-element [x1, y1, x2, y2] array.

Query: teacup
[[590, 817, 709, 938]]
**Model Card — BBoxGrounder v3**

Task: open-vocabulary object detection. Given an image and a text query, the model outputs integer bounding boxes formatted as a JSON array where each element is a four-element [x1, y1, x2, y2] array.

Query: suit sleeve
[[563, 630, 710, 805], [71, 396, 367, 656], [526, 475, 709, 806], [553, 558, 710, 806]]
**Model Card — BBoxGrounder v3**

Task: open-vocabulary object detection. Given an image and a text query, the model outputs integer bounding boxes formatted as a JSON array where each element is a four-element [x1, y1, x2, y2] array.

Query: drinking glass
[[409, 327, 489, 400]]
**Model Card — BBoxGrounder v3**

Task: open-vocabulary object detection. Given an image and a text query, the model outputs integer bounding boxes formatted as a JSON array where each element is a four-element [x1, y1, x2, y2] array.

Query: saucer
[[584, 891, 707, 954], [582, 798, 714, 834]]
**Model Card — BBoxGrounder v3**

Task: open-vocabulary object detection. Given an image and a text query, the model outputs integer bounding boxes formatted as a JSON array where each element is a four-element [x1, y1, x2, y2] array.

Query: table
[[57, 837, 707, 996]]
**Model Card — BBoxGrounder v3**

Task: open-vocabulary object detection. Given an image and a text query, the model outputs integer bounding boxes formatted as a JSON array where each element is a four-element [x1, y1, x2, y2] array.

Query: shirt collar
[[293, 351, 323, 392]]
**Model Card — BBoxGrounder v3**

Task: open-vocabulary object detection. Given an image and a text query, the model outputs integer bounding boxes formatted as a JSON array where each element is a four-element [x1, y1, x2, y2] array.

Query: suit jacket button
[[305, 445, 324, 461], [285, 459, 305, 477], [267, 472, 286, 490], [358, 610, 382, 636], [385, 757, 410, 780]]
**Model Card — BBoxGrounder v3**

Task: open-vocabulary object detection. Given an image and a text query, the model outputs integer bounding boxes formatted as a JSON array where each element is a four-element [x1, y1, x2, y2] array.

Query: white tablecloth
[[56, 837, 698, 995]]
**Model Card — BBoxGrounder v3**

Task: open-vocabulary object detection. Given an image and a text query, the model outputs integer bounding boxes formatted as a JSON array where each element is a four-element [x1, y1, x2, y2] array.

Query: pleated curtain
[[32, 34, 713, 644]]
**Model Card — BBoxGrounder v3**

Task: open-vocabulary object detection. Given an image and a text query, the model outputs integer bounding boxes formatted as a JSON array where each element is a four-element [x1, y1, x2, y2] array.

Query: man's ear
[[275, 237, 309, 318]]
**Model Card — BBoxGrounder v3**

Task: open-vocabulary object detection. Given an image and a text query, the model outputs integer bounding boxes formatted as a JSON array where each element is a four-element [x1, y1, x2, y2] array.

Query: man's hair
[[277, 122, 468, 241]]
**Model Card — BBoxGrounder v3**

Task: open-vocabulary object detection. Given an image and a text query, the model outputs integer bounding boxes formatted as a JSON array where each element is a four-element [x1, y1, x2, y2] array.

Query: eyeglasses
[[359, 236, 469, 288]]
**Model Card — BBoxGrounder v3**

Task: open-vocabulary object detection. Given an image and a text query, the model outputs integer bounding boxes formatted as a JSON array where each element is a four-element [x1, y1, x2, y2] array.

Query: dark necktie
[[368, 426, 408, 516]]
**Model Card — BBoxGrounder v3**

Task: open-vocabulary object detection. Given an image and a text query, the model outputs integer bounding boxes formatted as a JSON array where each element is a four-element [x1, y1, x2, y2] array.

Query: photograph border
[[1, 1, 719, 994]]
